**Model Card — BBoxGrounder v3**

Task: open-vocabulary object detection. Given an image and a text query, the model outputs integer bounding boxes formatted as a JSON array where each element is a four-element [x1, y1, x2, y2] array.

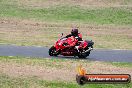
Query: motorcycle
[[49, 33, 94, 58]]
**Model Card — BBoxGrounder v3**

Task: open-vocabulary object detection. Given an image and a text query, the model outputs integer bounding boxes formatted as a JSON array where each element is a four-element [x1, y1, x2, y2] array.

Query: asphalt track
[[0, 45, 132, 62]]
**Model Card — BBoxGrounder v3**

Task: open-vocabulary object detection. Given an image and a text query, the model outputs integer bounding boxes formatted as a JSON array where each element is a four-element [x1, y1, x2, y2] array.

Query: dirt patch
[[0, 60, 132, 82], [0, 18, 132, 39], [0, 18, 132, 48], [0, 61, 76, 81], [0, 18, 130, 27]]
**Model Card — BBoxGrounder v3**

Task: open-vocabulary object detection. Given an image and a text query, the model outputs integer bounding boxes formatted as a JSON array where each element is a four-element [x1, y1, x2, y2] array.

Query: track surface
[[0, 45, 132, 62]]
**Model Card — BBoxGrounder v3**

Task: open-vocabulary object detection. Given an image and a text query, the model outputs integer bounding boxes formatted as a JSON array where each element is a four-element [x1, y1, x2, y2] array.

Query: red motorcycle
[[49, 33, 94, 58]]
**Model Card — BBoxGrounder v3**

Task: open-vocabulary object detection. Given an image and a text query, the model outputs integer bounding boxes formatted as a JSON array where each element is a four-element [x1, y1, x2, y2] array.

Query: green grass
[[0, 56, 67, 69], [0, 74, 131, 88], [0, 56, 132, 68], [0, 4, 132, 25], [0, 56, 132, 88], [0, 56, 93, 69], [109, 62, 132, 68], [92, 35, 132, 49]]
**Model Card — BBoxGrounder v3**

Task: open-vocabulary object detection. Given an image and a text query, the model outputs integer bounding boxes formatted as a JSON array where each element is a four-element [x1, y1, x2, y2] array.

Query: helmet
[[71, 28, 78, 36]]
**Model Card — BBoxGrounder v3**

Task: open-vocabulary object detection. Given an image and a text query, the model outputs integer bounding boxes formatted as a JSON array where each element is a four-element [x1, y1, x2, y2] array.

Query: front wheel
[[49, 46, 59, 56]]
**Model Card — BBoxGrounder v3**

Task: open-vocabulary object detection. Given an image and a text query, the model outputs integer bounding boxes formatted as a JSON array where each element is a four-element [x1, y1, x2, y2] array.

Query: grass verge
[[0, 56, 132, 88], [0, 56, 132, 70], [0, 74, 132, 88], [0, 22, 132, 49]]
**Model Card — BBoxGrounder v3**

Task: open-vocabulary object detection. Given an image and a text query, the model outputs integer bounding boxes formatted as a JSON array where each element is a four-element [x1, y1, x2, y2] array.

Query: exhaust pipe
[[84, 47, 93, 53]]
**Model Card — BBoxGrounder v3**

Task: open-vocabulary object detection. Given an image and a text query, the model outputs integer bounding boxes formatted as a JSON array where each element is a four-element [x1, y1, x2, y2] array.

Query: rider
[[65, 28, 82, 48], [66, 28, 82, 41]]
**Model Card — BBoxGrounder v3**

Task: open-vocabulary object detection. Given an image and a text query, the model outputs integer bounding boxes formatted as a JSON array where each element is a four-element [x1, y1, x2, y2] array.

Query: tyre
[[49, 46, 59, 56], [78, 51, 90, 58]]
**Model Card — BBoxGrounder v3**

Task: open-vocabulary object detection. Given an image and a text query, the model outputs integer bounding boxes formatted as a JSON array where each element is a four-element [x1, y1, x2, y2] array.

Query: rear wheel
[[78, 47, 92, 58], [78, 51, 90, 58], [49, 46, 59, 56]]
